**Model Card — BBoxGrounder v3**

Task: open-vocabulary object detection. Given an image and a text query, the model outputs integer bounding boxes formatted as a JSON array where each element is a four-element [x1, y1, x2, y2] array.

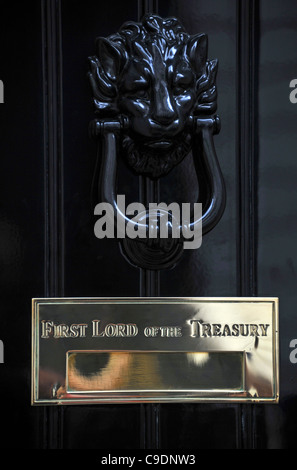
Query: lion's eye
[[173, 68, 195, 96], [137, 89, 150, 99]]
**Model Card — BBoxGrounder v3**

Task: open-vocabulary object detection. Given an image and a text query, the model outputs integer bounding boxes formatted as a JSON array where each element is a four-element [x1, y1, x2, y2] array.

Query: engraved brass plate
[[32, 298, 279, 405]]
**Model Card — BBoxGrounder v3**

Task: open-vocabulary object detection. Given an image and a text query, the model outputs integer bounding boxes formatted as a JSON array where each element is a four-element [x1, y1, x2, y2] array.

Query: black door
[[0, 0, 296, 450]]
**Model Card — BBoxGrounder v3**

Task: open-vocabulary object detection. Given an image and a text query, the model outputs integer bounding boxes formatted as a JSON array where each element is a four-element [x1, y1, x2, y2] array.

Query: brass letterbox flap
[[32, 297, 279, 405]]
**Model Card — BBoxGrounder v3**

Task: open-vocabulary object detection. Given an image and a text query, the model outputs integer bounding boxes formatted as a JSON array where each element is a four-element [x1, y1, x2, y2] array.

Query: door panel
[[0, 0, 296, 450], [258, 0, 297, 448], [0, 1, 44, 450], [160, 404, 240, 450]]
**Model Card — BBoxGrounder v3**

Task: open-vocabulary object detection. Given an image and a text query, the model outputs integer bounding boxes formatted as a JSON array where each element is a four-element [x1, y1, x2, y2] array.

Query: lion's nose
[[152, 87, 177, 126]]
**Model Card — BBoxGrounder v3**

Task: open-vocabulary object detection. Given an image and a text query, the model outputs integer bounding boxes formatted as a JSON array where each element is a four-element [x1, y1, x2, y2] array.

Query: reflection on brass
[[67, 352, 134, 392], [64, 351, 243, 394], [32, 297, 279, 404]]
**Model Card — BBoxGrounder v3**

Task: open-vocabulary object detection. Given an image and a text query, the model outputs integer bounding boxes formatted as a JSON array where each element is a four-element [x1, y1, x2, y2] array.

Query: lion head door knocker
[[88, 14, 226, 270]]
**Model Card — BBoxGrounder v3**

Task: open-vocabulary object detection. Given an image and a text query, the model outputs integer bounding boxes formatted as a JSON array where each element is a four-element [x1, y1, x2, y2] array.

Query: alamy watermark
[[289, 339, 297, 364], [0, 80, 4, 104], [94, 196, 203, 250], [289, 79, 297, 103]]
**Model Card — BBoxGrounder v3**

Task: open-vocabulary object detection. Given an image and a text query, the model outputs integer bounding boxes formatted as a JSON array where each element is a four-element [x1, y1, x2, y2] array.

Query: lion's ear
[[96, 37, 125, 81], [187, 33, 208, 74]]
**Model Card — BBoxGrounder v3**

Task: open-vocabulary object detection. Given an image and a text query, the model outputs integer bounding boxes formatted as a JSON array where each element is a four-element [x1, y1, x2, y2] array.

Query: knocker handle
[[188, 115, 221, 136], [91, 115, 225, 270], [89, 116, 130, 137]]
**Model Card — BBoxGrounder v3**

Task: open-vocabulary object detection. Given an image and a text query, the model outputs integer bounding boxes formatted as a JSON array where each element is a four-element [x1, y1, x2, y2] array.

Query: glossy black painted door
[[0, 0, 297, 449]]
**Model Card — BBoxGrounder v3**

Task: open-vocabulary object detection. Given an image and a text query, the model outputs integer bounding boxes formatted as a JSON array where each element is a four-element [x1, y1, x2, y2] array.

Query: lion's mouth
[[122, 133, 191, 178], [145, 140, 173, 150]]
